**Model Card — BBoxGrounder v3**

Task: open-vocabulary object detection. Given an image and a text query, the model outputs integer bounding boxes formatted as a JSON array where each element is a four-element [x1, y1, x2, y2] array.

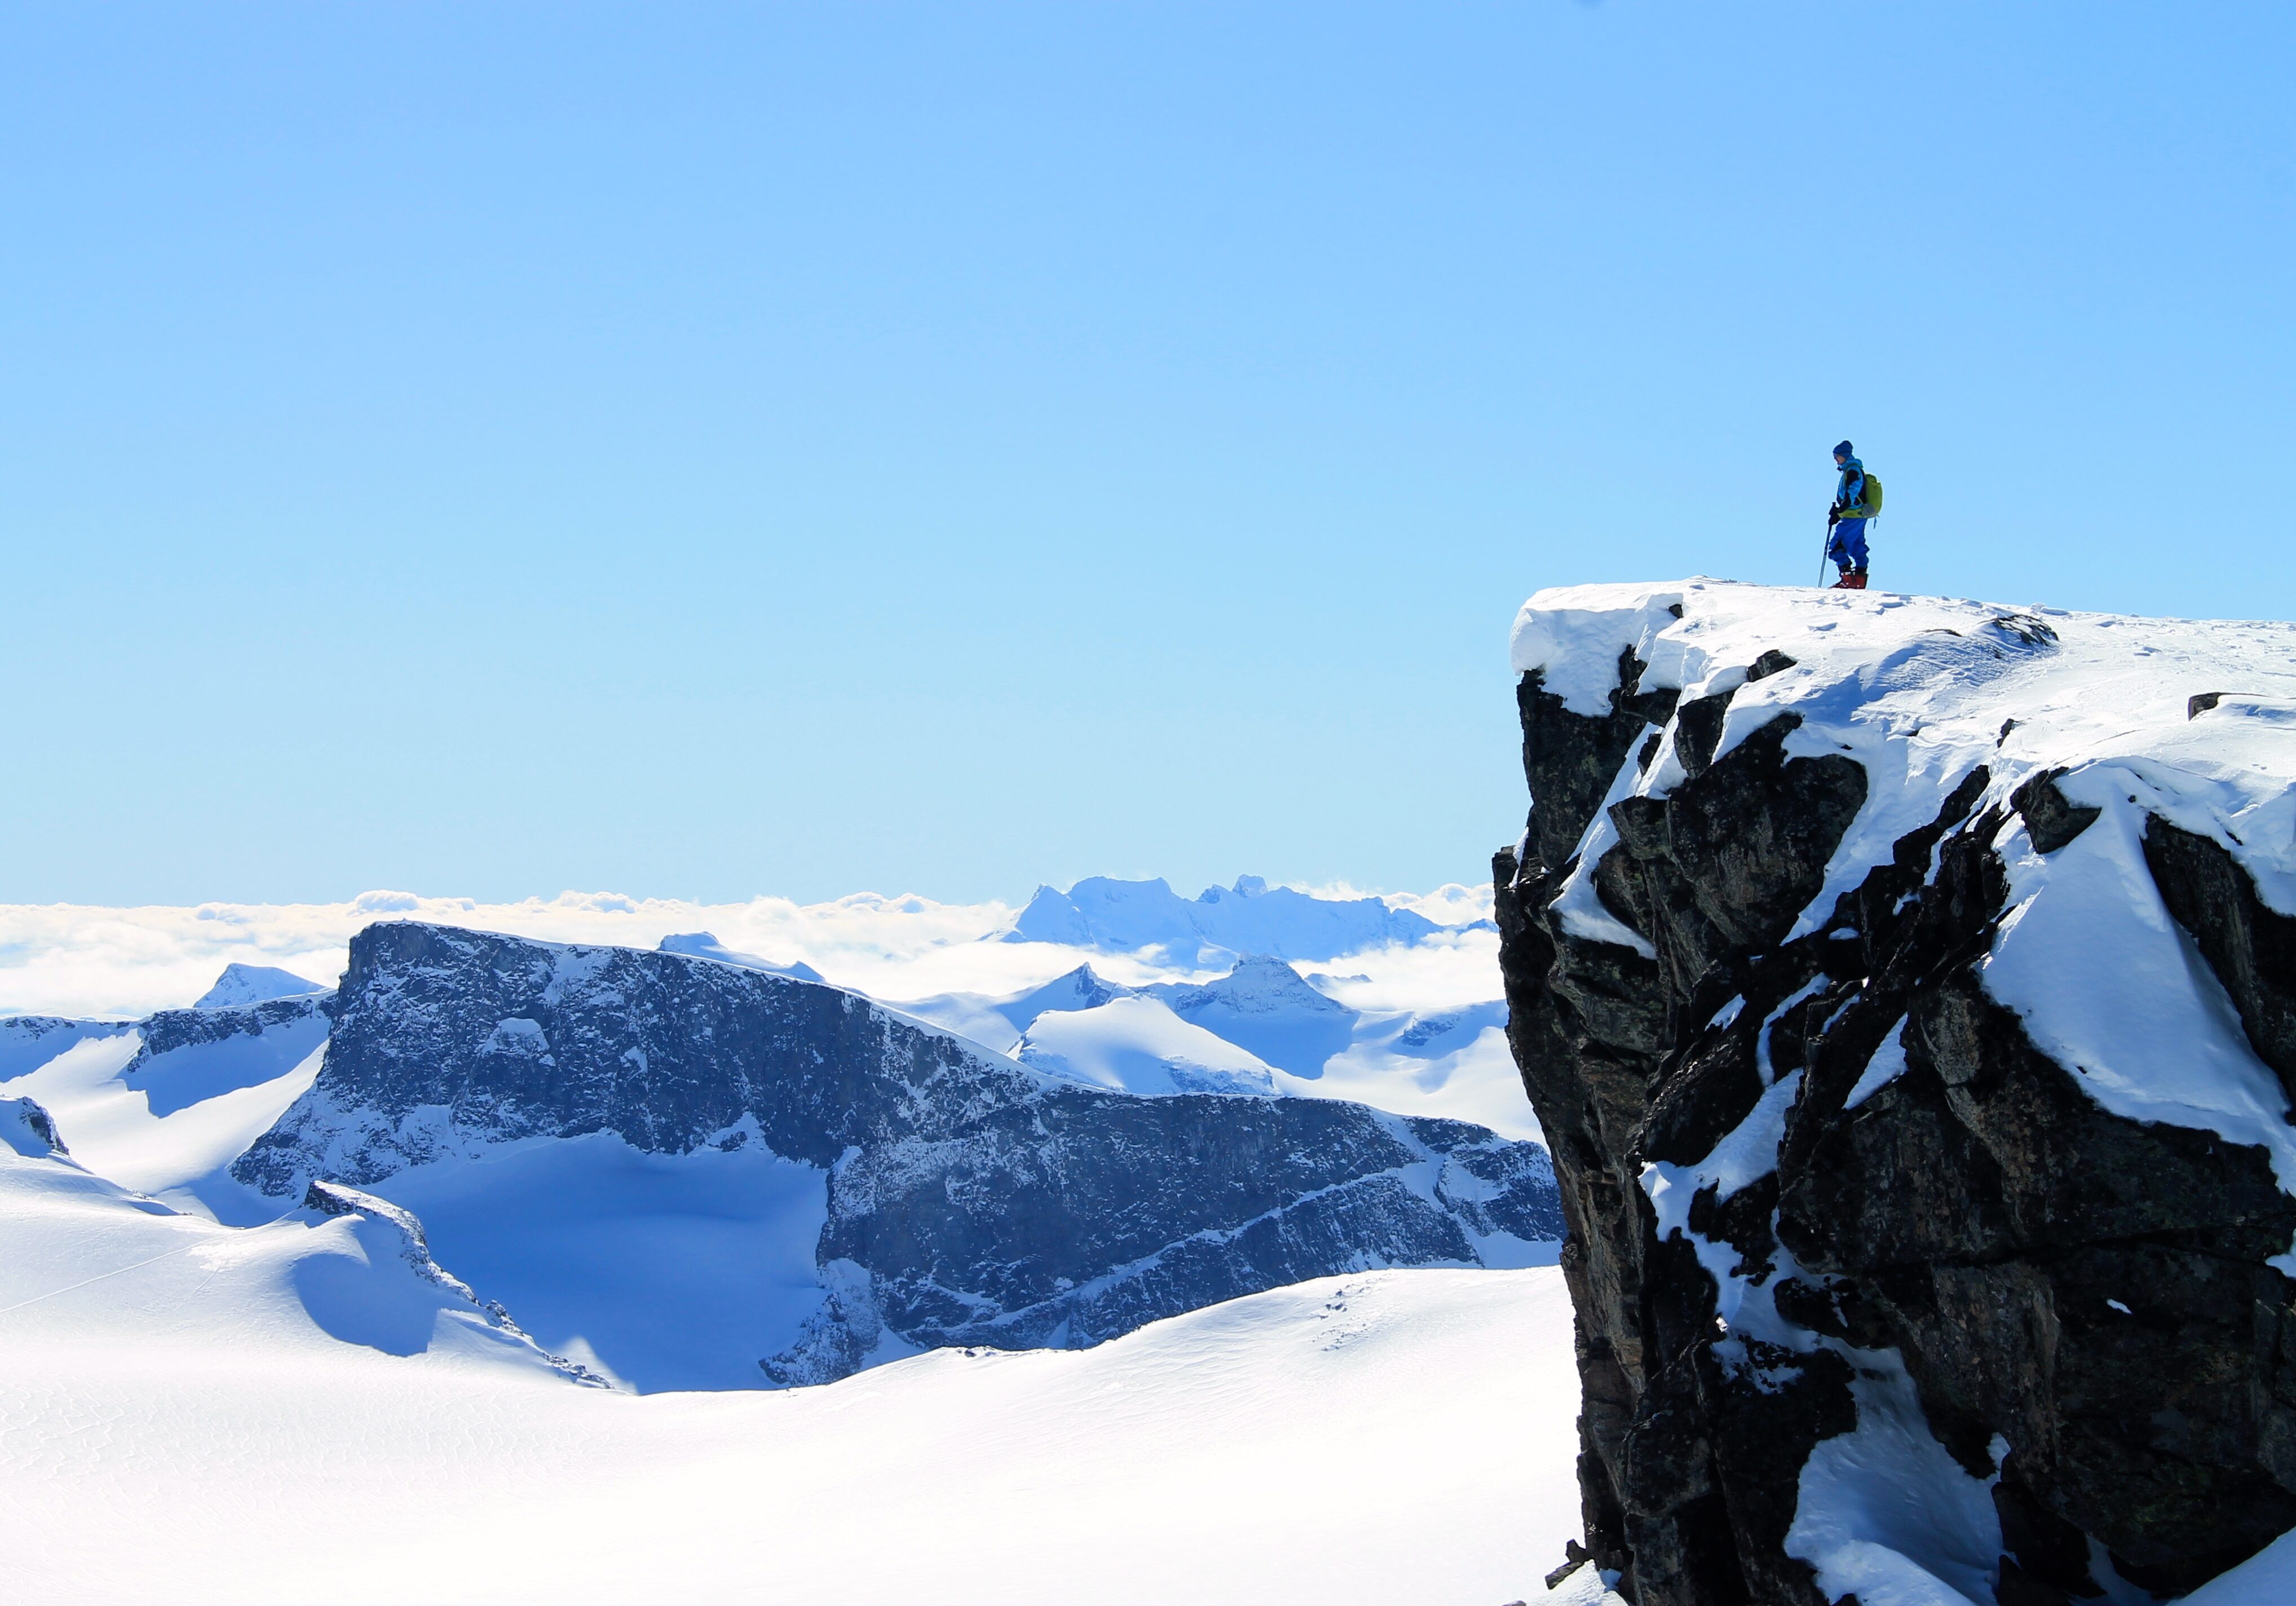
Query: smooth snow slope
[[1018, 994, 1279, 1095], [3, 1117, 1584, 1606], [372, 1130, 834, 1392], [0, 1013, 324, 1215]]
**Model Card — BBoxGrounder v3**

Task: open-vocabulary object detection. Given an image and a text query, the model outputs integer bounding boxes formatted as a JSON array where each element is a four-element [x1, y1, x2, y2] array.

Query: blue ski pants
[[1827, 517, 1869, 572]]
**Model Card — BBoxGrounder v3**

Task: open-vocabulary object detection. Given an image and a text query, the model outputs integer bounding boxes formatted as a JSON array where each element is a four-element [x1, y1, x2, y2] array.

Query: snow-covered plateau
[[1500, 579, 2296, 1605], [4, 1113, 1587, 1605]]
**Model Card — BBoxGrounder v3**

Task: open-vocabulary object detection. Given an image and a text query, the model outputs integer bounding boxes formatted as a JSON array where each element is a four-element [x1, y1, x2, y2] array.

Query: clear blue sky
[[3, 3, 2289, 906]]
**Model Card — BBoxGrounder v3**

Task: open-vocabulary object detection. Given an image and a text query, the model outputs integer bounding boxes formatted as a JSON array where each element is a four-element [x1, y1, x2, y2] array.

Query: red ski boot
[[1830, 570, 1869, 590]]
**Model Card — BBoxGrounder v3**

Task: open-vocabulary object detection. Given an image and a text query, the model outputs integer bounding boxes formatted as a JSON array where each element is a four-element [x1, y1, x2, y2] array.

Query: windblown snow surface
[[1, 1118, 1586, 1605], [1516, 579, 2296, 1604]]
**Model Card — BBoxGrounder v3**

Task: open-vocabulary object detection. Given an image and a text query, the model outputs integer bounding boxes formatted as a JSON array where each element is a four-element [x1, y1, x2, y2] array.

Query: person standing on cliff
[[1826, 440, 1875, 589]]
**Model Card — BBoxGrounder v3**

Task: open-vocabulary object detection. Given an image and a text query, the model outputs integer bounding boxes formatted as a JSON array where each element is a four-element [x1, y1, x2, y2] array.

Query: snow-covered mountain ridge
[[1501, 580, 2296, 1604], [1005, 873, 1463, 963], [2, 875, 1533, 1133], [223, 920, 1558, 1386], [0, 876, 1495, 1023]]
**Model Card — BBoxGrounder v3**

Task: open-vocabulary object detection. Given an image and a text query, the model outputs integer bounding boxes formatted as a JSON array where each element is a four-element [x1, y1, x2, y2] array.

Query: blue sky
[[3, 3, 2288, 906]]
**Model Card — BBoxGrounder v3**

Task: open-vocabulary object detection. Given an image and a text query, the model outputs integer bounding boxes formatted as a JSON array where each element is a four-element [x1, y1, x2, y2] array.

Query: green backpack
[[1859, 471, 1884, 517]]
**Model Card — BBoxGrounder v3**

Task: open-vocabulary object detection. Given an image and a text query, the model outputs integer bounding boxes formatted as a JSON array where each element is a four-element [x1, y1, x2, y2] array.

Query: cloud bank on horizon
[[0, 876, 1496, 1023]]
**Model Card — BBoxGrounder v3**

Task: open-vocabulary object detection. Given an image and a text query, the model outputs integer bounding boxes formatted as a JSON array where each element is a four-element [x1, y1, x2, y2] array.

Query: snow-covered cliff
[[1498, 580, 2296, 1604]]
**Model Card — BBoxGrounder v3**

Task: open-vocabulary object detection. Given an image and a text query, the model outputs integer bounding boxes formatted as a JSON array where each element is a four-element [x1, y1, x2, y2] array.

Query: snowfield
[[3, 1098, 1584, 1605]]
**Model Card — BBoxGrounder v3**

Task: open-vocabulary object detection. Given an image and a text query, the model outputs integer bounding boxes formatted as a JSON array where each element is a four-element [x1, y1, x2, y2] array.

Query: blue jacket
[[1834, 456, 1866, 515]]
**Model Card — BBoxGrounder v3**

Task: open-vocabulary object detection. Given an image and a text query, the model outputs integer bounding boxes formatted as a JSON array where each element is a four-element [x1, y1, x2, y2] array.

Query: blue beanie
[[1834, 439, 1855, 458]]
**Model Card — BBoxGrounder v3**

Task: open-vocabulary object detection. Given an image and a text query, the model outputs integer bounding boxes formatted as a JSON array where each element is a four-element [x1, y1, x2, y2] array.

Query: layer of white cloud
[[0, 881, 1499, 1022]]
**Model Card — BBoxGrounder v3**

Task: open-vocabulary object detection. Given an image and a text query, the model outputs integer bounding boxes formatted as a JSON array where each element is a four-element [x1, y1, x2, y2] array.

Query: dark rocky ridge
[[0, 1015, 133, 1080], [1497, 648, 2296, 1602], [239, 921, 1562, 1384]]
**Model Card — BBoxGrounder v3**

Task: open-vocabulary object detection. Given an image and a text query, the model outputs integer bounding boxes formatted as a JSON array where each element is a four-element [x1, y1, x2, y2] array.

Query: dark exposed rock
[[1495, 672, 1865, 1605], [1496, 642, 2296, 1603], [2144, 817, 2296, 1105], [1518, 648, 1681, 876], [1596, 715, 1864, 1047], [1994, 1468, 2101, 1599], [1658, 716, 1865, 956], [1, 1096, 69, 1157], [238, 922, 1564, 1384], [135, 992, 335, 1060], [1637, 1028, 1763, 1168], [2012, 769, 2103, 855], [1543, 1541, 1593, 1592], [1671, 692, 1734, 780]]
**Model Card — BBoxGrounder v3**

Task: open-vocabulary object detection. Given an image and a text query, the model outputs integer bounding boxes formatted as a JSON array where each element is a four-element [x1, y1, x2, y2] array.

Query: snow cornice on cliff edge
[[1501, 577, 2296, 1603], [1512, 577, 2296, 923]]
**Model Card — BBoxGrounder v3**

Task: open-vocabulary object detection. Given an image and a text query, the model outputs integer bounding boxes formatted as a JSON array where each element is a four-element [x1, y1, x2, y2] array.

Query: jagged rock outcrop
[[238, 921, 1562, 1384], [1498, 582, 2296, 1604], [0, 1015, 132, 1080], [0, 1096, 69, 1158]]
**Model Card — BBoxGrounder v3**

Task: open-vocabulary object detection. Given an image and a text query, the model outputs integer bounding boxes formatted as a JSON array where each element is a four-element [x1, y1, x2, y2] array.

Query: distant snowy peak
[[1156, 953, 1354, 1020], [875, 964, 1139, 1055], [992, 963, 1134, 1032], [194, 962, 330, 1010], [656, 932, 825, 983], [1004, 875, 1445, 963], [1147, 954, 1359, 1078]]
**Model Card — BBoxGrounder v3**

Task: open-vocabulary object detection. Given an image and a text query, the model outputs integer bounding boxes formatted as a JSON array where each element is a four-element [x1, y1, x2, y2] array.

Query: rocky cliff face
[[1497, 582, 2296, 1604], [239, 921, 1562, 1383]]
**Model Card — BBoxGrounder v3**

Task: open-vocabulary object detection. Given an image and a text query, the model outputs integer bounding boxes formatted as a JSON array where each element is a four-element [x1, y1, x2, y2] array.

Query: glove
[[1827, 508, 1840, 526]]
